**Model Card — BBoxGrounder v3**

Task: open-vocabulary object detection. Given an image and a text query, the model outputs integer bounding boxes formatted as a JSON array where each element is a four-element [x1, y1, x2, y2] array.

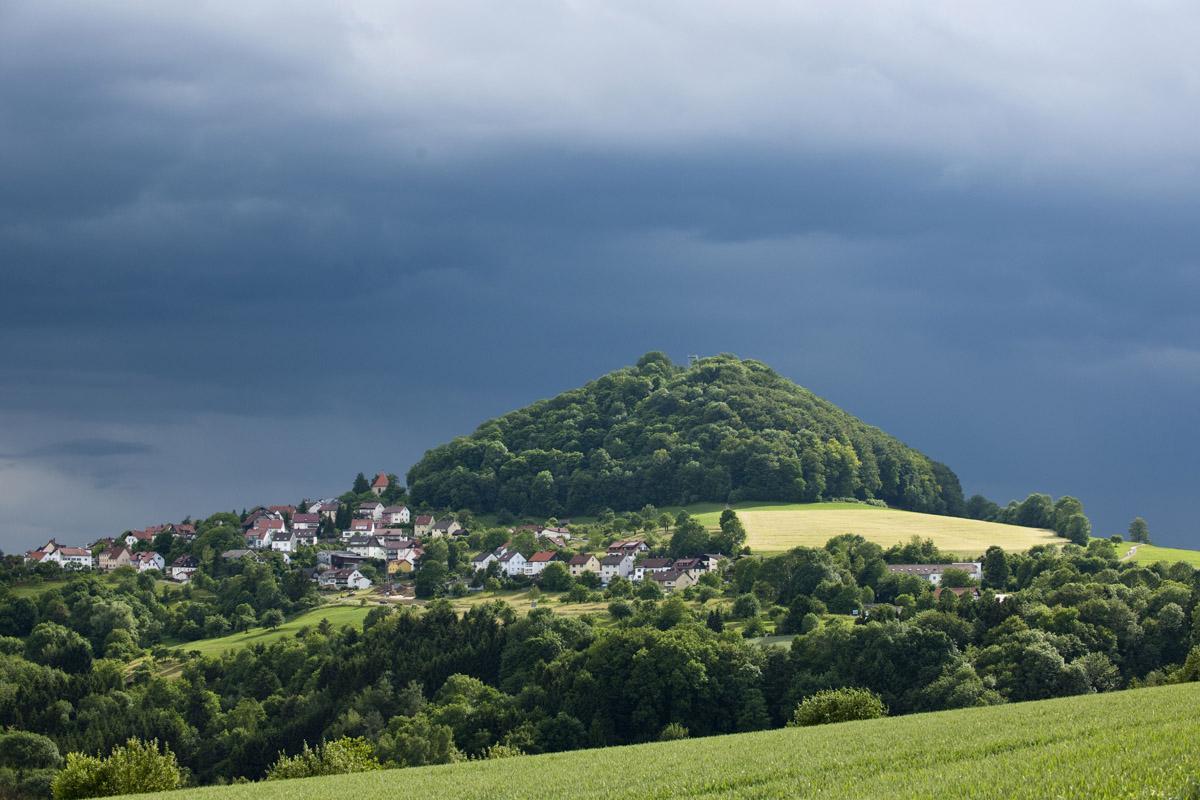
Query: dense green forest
[[2, 534, 1198, 795], [408, 354, 965, 517]]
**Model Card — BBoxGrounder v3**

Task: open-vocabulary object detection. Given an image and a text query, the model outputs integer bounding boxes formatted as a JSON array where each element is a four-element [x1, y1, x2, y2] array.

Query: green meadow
[[128, 682, 1200, 800]]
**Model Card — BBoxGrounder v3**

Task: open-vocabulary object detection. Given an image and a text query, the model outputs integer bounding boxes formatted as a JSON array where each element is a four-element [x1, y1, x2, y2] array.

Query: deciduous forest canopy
[[408, 354, 964, 517]]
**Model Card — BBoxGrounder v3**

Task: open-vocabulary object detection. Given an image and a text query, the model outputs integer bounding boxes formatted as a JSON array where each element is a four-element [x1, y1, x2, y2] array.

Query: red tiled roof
[[529, 551, 557, 563], [372, 472, 390, 488]]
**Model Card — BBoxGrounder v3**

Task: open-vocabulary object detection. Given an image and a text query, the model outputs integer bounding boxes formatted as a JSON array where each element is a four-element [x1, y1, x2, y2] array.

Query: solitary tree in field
[[260, 609, 285, 630], [1129, 517, 1151, 544]]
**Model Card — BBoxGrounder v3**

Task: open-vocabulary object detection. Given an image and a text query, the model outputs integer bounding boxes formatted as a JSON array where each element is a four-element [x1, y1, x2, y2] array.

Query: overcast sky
[[1, 2, 1198, 552]]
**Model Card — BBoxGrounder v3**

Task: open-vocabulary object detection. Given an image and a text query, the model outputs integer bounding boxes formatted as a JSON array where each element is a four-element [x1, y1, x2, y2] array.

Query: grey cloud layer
[[0, 2, 1197, 551]]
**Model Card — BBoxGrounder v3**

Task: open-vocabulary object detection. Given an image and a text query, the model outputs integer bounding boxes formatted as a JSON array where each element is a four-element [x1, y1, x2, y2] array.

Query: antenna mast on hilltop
[[688, 354, 700, 367]]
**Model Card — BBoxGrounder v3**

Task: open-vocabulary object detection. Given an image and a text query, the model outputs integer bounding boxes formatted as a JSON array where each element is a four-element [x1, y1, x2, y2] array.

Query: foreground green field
[[697, 502, 1061, 556], [132, 683, 1200, 800], [1120, 542, 1200, 567]]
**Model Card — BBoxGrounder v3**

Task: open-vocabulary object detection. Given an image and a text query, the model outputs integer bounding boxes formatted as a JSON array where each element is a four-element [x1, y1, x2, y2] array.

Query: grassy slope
[[1121, 542, 1200, 567], [133, 683, 1200, 800], [692, 502, 1061, 557], [169, 602, 373, 658]]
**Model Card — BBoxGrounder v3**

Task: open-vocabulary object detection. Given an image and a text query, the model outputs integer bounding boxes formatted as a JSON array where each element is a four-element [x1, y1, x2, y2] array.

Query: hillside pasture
[[168, 601, 374, 658], [129, 682, 1200, 800], [713, 502, 1061, 556], [1121, 542, 1200, 567]]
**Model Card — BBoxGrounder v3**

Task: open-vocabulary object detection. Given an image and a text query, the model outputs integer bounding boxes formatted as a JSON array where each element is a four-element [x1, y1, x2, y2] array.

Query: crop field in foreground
[[132, 683, 1200, 800], [701, 502, 1061, 556]]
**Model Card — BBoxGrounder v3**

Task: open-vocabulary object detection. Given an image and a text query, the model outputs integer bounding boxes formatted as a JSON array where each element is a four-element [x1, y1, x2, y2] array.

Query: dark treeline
[[2, 536, 1198, 794], [407, 353, 966, 517]]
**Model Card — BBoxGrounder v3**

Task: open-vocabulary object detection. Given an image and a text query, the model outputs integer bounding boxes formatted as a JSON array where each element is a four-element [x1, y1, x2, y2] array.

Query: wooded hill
[[408, 353, 964, 517]]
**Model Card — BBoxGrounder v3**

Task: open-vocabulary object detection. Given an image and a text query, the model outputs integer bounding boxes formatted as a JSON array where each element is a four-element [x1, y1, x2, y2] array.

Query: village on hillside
[[18, 471, 981, 606]]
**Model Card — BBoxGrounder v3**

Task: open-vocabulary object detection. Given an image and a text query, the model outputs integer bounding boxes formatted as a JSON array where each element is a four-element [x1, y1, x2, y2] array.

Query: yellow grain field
[[735, 505, 1060, 556]]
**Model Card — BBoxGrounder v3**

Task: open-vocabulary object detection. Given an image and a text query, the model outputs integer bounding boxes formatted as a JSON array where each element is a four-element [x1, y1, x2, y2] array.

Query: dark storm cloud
[[0, 2, 1198, 550], [11, 438, 157, 459]]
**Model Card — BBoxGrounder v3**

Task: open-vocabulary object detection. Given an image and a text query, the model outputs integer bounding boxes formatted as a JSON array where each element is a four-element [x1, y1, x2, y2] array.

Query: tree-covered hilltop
[[408, 353, 964, 517]]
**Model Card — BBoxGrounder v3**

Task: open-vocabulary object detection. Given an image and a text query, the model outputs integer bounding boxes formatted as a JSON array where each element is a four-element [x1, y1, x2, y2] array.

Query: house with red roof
[[523, 550, 558, 576], [371, 472, 390, 496]]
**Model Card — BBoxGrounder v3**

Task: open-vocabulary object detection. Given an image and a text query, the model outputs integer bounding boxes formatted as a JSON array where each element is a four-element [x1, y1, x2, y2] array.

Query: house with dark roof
[[312, 501, 340, 520], [632, 557, 674, 582], [170, 555, 199, 582], [433, 517, 463, 537], [413, 515, 436, 537], [318, 567, 372, 590], [568, 553, 600, 577], [382, 505, 410, 525], [599, 552, 634, 583], [471, 550, 499, 572], [497, 549, 527, 577], [346, 535, 387, 560], [355, 501, 384, 520], [650, 569, 695, 592], [291, 513, 320, 530], [98, 545, 133, 572], [608, 539, 649, 556]]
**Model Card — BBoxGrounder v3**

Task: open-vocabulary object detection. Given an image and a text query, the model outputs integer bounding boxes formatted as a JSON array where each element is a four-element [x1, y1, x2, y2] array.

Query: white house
[[291, 513, 320, 531], [355, 501, 384, 520], [56, 544, 95, 568], [886, 562, 983, 586], [632, 557, 673, 582], [29, 543, 95, 570], [608, 539, 650, 557], [245, 528, 274, 550], [346, 535, 387, 560], [271, 532, 302, 554], [599, 552, 634, 584], [413, 515, 435, 537], [318, 568, 372, 590], [497, 550, 527, 577], [538, 526, 572, 541], [348, 518, 379, 535], [170, 555, 199, 582], [471, 551, 499, 572], [292, 530, 319, 547], [132, 551, 165, 573], [378, 537, 416, 560], [382, 505, 411, 525], [523, 551, 557, 576]]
